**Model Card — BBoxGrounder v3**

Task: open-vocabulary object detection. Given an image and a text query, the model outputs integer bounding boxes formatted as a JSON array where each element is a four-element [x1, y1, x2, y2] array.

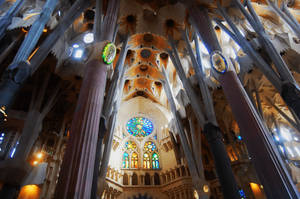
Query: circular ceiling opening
[[141, 49, 151, 59]]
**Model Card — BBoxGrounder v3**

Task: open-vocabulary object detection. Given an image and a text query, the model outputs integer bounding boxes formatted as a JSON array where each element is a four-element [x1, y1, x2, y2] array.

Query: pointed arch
[[154, 173, 160, 185], [145, 173, 151, 185], [123, 173, 129, 185], [132, 172, 138, 185]]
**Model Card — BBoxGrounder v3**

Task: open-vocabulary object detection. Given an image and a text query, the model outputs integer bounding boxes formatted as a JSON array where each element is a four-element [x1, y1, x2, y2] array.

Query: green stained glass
[[127, 117, 153, 137], [152, 152, 159, 169]]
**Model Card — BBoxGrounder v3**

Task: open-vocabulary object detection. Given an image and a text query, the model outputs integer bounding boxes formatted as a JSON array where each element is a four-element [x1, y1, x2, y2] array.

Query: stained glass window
[[144, 141, 157, 152], [143, 153, 151, 169], [125, 141, 137, 151], [152, 153, 159, 169], [131, 152, 138, 168], [123, 152, 129, 168], [127, 117, 153, 137]]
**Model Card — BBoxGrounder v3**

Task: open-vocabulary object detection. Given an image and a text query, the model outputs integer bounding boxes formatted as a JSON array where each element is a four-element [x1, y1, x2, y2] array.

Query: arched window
[[132, 173, 138, 185], [152, 152, 159, 169], [123, 173, 129, 185], [123, 152, 129, 168], [154, 173, 160, 185], [145, 173, 151, 185], [131, 152, 138, 168], [143, 153, 151, 169]]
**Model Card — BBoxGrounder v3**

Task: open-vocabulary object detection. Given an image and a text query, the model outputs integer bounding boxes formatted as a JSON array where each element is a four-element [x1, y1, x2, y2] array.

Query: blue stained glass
[[144, 141, 157, 152], [127, 117, 153, 137], [123, 152, 129, 168], [239, 189, 246, 199]]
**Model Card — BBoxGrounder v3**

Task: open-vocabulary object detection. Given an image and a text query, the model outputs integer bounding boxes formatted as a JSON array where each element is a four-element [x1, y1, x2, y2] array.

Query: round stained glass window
[[125, 141, 137, 151], [127, 117, 153, 137], [144, 141, 157, 152]]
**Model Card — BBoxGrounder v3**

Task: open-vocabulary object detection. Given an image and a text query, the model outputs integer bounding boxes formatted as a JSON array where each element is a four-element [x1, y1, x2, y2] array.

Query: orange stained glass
[[131, 152, 138, 168]]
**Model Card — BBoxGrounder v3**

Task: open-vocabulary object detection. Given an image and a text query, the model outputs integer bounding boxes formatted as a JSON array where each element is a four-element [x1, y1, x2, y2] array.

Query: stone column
[[203, 123, 240, 199], [54, 0, 119, 197], [188, 4, 300, 199], [54, 58, 107, 199], [129, 174, 133, 185]]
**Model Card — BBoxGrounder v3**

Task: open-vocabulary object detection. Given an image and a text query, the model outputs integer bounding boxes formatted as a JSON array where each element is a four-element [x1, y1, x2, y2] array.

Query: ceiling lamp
[[83, 33, 94, 44]]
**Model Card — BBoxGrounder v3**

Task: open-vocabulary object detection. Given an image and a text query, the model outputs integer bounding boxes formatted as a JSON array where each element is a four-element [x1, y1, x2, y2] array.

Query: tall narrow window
[[143, 153, 151, 169], [123, 152, 129, 168], [131, 152, 138, 168], [0, 133, 4, 152], [152, 152, 159, 169]]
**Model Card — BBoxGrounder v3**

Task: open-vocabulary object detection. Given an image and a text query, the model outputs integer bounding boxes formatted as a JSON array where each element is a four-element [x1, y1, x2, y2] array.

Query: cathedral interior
[[0, 0, 299, 198]]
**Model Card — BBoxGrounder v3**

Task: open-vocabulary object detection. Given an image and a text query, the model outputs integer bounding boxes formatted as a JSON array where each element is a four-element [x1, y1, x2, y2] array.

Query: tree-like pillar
[[54, 56, 107, 199], [203, 123, 240, 199], [188, 4, 300, 198], [54, 0, 119, 198]]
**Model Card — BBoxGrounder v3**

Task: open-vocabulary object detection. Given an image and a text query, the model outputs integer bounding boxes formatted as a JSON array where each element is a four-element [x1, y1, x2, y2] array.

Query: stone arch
[[132, 172, 138, 185], [123, 173, 129, 185], [145, 172, 151, 185], [154, 172, 160, 185]]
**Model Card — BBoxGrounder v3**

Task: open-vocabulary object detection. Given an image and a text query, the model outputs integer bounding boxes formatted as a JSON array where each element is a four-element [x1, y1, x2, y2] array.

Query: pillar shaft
[[54, 59, 107, 199], [219, 72, 299, 198], [203, 123, 240, 199], [188, 5, 300, 199]]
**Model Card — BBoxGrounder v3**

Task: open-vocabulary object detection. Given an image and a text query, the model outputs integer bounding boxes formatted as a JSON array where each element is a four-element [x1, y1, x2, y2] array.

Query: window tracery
[[125, 141, 137, 151], [144, 141, 157, 152], [127, 117, 153, 137]]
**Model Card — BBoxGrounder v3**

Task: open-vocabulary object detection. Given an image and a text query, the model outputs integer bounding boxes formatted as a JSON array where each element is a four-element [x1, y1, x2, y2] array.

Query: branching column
[[188, 5, 300, 199], [54, 58, 107, 199], [54, 0, 119, 198]]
